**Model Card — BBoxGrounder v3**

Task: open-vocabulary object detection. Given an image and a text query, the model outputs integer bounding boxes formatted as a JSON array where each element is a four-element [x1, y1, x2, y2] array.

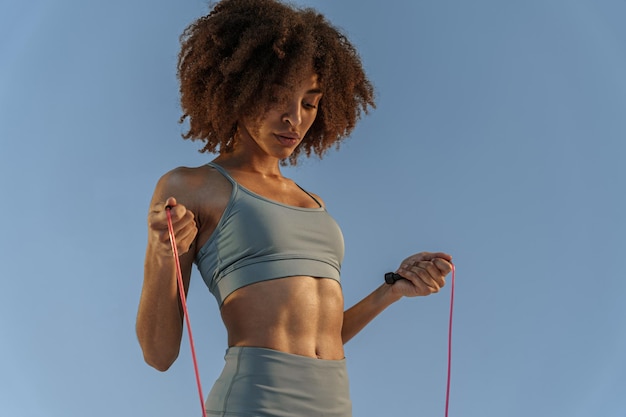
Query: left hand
[[390, 252, 453, 297]]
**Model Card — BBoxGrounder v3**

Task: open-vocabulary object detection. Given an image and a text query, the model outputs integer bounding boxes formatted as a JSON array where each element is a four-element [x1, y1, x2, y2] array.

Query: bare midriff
[[220, 276, 345, 360]]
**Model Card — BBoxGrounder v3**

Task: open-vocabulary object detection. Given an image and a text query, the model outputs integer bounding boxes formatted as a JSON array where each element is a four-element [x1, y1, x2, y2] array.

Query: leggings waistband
[[206, 346, 352, 417]]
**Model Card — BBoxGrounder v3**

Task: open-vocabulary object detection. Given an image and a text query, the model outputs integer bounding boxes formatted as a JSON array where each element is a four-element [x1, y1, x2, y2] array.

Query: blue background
[[1, 1, 625, 416]]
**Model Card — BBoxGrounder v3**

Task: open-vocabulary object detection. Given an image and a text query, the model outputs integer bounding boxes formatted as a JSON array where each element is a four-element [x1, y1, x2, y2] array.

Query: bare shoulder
[[289, 178, 326, 208], [151, 164, 232, 248], [308, 191, 326, 208], [157, 165, 209, 188], [152, 164, 232, 212]]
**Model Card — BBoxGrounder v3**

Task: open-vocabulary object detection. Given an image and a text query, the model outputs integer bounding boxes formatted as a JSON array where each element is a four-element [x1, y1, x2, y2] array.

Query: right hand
[[147, 197, 198, 257]]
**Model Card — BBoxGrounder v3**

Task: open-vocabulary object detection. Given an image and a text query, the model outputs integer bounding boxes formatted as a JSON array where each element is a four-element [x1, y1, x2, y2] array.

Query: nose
[[281, 101, 302, 127]]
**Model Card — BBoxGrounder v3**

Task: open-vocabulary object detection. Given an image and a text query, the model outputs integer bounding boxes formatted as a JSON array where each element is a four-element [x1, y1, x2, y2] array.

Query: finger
[[165, 197, 177, 209], [420, 252, 452, 262], [176, 218, 198, 241], [396, 271, 431, 295], [433, 258, 453, 275], [419, 264, 445, 290], [417, 260, 440, 277], [403, 260, 439, 278], [421, 261, 448, 287], [409, 278, 433, 296], [175, 221, 198, 252], [173, 211, 197, 234], [400, 265, 440, 292], [429, 270, 446, 289], [148, 211, 169, 231], [401, 252, 452, 266], [167, 203, 190, 223], [151, 197, 176, 212], [416, 270, 441, 292], [159, 224, 193, 253]]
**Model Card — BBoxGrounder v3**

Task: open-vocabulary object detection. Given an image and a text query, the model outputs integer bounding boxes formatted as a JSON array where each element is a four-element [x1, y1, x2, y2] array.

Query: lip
[[275, 132, 301, 140], [274, 133, 301, 147]]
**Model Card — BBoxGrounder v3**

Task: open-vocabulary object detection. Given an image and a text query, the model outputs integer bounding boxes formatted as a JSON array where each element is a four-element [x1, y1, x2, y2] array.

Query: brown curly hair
[[177, 0, 375, 164]]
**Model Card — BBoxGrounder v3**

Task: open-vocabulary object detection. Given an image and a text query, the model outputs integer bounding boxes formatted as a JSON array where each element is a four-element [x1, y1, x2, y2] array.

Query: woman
[[136, 1, 453, 416]]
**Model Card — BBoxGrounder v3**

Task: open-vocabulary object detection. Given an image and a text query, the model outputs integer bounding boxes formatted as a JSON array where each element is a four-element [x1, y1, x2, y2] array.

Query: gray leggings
[[205, 346, 352, 417]]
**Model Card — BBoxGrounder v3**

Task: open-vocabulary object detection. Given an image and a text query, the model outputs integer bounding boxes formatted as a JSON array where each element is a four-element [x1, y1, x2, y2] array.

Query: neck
[[214, 128, 288, 177], [214, 151, 284, 178]]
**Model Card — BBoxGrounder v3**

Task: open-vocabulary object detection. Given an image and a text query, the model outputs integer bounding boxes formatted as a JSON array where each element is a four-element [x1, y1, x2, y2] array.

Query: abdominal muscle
[[220, 276, 345, 360]]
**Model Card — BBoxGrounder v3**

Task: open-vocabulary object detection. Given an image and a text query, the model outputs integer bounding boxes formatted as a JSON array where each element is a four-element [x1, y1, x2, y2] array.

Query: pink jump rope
[[166, 206, 456, 417], [386, 264, 456, 417], [165, 207, 208, 417]]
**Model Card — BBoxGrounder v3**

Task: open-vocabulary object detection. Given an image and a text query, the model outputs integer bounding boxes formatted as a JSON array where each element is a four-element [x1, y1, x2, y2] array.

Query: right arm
[[136, 171, 198, 371]]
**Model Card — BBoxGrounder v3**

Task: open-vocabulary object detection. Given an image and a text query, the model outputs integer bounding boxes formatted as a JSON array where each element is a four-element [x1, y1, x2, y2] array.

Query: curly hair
[[177, 0, 375, 164]]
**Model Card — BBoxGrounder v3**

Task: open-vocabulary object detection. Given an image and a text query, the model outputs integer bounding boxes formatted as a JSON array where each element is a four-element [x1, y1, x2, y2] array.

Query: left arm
[[341, 252, 453, 344]]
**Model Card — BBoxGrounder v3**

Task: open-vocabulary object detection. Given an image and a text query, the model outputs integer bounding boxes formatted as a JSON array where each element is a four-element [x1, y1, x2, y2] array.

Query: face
[[237, 71, 323, 161]]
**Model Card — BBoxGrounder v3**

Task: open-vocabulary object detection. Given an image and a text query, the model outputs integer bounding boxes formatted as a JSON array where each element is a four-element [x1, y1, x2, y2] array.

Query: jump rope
[[166, 206, 456, 417], [165, 207, 208, 417]]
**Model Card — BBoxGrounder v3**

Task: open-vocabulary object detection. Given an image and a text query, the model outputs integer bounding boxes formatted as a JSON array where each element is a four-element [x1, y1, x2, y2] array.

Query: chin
[[271, 147, 297, 160]]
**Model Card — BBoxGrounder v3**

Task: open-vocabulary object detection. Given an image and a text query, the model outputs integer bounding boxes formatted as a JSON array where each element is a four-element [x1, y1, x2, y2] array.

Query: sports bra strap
[[296, 184, 322, 207], [207, 161, 237, 187], [207, 161, 321, 208]]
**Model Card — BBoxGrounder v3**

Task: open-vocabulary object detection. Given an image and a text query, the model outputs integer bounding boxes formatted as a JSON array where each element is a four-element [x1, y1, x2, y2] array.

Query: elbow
[[148, 359, 175, 372], [143, 349, 179, 372], [137, 333, 180, 371], [136, 319, 182, 371]]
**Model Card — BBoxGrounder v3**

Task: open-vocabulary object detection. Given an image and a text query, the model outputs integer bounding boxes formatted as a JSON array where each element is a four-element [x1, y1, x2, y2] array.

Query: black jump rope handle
[[384, 272, 405, 285]]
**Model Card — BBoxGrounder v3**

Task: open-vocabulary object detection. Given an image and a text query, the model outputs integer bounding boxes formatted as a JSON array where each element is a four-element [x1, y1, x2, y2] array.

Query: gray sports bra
[[195, 162, 344, 306]]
